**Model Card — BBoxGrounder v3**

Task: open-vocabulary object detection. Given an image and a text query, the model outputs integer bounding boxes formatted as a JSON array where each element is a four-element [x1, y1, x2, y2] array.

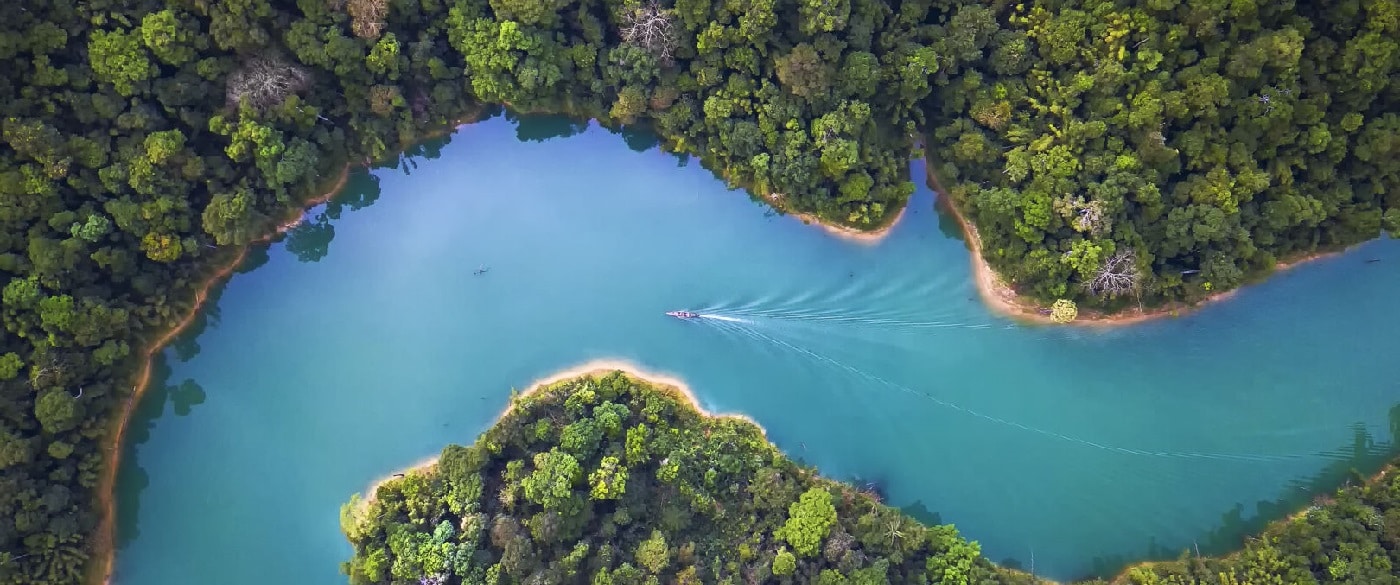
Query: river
[[113, 113, 1400, 583]]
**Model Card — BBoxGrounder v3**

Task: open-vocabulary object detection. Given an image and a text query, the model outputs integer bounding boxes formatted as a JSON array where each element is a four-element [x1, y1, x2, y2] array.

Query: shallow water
[[115, 114, 1400, 583]]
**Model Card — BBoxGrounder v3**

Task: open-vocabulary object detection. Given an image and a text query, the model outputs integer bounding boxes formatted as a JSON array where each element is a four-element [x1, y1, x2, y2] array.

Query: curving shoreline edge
[[88, 162, 356, 585], [349, 359, 766, 513], [922, 162, 1357, 327]]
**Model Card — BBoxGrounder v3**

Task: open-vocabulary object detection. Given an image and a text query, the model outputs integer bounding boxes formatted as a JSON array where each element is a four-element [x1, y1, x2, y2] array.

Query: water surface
[[115, 114, 1400, 583]]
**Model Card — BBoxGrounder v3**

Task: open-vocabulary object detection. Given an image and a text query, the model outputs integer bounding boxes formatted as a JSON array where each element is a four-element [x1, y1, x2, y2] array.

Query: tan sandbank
[[350, 359, 767, 510], [925, 162, 1357, 327], [782, 200, 908, 244]]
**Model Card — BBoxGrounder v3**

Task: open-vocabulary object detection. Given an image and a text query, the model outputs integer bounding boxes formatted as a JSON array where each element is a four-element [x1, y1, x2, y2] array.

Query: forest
[[923, 0, 1400, 309], [0, 0, 1396, 583], [340, 371, 1043, 585], [345, 372, 1400, 585]]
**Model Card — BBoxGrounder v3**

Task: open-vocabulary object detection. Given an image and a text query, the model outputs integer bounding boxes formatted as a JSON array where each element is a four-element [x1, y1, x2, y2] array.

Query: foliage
[[926, 0, 1400, 310], [1120, 465, 1400, 585], [340, 372, 1040, 585], [1049, 299, 1078, 323], [0, 0, 1397, 582]]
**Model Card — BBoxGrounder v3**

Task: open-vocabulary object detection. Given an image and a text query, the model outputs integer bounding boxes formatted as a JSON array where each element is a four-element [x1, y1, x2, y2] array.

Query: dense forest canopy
[[0, 0, 1396, 583], [925, 0, 1400, 308], [341, 371, 1043, 585]]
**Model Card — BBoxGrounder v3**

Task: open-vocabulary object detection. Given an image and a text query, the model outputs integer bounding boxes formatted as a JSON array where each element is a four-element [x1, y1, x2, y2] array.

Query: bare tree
[[346, 0, 388, 39], [621, 1, 677, 64], [1054, 195, 1107, 235], [1076, 200, 1105, 233], [1085, 248, 1142, 298], [28, 353, 70, 389], [226, 58, 312, 111]]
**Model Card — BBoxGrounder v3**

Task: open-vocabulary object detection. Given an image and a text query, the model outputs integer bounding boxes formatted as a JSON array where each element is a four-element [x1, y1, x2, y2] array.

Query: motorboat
[[666, 310, 700, 319]]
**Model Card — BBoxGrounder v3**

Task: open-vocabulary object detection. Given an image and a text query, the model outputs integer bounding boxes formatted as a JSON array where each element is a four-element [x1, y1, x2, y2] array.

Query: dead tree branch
[[1085, 248, 1142, 298], [346, 0, 389, 39], [1054, 195, 1107, 235], [621, 1, 677, 64], [226, 58, 312, 111]]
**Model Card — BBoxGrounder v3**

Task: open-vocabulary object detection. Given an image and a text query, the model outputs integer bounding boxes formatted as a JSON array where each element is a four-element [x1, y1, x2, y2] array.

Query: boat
[[666, 310, 700, 319]]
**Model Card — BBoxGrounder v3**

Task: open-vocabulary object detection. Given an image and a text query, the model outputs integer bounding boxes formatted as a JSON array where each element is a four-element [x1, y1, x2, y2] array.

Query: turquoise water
[[115, 114, 1400, 583]]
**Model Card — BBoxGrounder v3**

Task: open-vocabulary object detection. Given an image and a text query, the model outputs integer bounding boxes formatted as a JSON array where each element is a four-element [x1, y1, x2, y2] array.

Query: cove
[[113, 113, 1400, 584]]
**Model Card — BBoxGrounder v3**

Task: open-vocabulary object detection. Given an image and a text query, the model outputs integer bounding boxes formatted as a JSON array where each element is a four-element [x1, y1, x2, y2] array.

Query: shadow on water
[[1075, 406, 1400, 581], [114, 360, 210, 548], [116, 270, 237, 548], [932, 194, 969, 245], [503, 110, 590, 143]]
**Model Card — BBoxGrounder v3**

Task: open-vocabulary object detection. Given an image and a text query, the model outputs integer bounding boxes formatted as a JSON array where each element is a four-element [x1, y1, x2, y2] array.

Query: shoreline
[[88, 162, 356, 585], [785, 202, 907, 244], [350, 359, 767, 511], [89, 110, 484, 585], [1107, 463, 1396, 584], [925, 163, 1354, 327], [348, 360, 1055, 585], [502, 358, 761, 431]]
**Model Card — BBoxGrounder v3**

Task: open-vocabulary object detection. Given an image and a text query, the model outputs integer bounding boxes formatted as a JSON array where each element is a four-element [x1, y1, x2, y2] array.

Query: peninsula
[[344, 367, 1400, 585], [340, 367, 1041, 585]]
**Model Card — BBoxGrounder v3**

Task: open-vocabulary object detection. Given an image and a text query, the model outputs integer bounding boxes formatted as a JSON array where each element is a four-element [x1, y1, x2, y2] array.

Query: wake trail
[[719, 320, 1322, 464], [730, 310, 994, 332], [698, 314, 749, 323]]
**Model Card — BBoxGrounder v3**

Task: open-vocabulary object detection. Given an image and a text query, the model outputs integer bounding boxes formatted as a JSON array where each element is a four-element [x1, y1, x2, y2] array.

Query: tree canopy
[[924, 0, 1400, 309], [0, 0, 1396, 582]]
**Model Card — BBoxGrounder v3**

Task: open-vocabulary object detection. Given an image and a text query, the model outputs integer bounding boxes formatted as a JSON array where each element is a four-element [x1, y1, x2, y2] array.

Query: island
[[342, 368, 1400, 585], [0, 0, 1395, 583]]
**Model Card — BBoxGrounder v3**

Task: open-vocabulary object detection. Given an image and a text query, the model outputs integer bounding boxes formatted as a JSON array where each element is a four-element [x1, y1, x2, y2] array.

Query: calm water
[[115, 114, 1400, 583]]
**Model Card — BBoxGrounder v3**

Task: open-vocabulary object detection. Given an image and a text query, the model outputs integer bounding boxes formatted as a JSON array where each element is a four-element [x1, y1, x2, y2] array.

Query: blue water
[[114, 114, 1400, 583]]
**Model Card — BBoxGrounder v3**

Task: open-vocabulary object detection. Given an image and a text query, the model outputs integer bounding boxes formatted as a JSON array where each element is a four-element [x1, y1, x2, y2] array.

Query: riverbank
[[87, 162, 355, 585], [1105, 462, 1398, 584], [785, 202, 907, 244], [924, 163, 1356, 327], [87, 108, 488, 585]]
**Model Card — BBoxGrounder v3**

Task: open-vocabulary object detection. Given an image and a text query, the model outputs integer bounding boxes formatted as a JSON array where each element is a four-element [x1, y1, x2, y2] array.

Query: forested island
[[0, 0, 1397, 583], [343, 369, 1400, 585]]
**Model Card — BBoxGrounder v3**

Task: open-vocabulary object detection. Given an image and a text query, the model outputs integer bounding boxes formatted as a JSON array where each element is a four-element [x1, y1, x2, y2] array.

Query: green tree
[[88, 29, 155, 96], [141, 9, 198, 66], [521, 448, 582, 510], [34, 390, 80, 433], [774, 548, 797, 575], [635, 529, 669, 574], [1050, 299, 1078, 323], [589, 456, 627, 500], [776, 487, 838, 557]]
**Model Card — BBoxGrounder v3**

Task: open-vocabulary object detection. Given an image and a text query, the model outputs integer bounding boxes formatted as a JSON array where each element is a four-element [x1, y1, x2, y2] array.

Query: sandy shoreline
[[925, 164, 1354, 327], [350, 359, 766, 510], [787, 202, 907, 244], [504, 358, 761, 430]]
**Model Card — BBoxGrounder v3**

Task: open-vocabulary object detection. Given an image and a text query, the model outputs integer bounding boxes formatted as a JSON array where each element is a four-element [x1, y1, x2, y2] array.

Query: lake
[[113, 113, 1400, 583]]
